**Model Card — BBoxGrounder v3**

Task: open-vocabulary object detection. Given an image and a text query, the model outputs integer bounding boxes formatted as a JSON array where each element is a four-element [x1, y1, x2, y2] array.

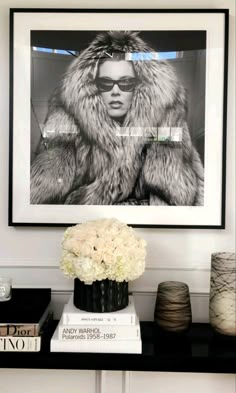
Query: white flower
[[60, 218, 147, 284]]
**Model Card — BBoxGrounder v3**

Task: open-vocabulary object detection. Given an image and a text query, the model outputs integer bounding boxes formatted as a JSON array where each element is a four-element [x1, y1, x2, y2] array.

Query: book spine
[[62, 314, 137, 326], [0, 336, 41, 352], [58, 324, 140, 341], [50, 339, 142, 354], [0, 324, 39, 336]]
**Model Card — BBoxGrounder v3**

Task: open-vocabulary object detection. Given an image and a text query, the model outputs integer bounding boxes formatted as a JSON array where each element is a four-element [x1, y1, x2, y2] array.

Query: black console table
[[0, 322, 235, 374]]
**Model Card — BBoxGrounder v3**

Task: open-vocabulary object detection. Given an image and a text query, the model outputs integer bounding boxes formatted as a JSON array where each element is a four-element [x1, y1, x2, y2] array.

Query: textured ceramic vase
[[73, 278, 129, 312], [154, 281, 192, 333], [209, 252, 236, 336]]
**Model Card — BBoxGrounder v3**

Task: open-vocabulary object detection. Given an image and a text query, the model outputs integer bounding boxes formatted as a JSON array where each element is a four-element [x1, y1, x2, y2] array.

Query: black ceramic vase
[[73, 278, 129, 312]]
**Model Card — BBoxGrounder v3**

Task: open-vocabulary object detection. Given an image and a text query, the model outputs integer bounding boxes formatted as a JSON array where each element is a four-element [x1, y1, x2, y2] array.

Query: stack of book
[[51, 295, 142, 353], [0, 288, 51, 352]]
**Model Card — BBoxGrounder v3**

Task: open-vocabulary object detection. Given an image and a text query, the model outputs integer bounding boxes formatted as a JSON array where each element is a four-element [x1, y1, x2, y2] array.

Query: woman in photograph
[[30, 31, 204, 206]]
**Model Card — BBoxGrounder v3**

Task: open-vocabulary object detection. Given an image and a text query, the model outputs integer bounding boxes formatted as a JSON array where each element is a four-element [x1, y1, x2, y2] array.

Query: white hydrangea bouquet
[[60, 218, 147, 285], [60, 218, 146, 312]]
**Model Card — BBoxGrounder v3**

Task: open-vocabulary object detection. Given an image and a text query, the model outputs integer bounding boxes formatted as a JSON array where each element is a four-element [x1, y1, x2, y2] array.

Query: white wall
[[0, 0, 235, 392], [0, 0, 235, 315]]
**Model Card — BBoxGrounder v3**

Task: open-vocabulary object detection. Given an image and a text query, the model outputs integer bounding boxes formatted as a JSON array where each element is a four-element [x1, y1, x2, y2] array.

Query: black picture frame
[[9, 9, 229, 228]]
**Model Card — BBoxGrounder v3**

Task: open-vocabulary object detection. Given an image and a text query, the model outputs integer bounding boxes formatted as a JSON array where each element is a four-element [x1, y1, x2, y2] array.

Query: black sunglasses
[[96, 77, 137, 92]]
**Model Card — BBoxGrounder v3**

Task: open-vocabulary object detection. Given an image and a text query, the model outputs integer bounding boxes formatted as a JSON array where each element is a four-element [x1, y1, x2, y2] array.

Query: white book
[[51, 323, 142, 354], [62, 295, 137, 326], [58, 319, 140, 341], [0, 336, 41, 352]]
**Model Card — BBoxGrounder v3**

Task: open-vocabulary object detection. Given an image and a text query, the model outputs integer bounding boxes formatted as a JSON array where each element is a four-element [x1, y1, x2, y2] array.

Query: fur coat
[[30, 31, 204, 205]]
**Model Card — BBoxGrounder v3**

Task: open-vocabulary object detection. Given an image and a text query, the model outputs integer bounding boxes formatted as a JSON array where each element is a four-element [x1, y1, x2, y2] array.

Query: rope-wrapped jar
[[154, 281, 192, 333]]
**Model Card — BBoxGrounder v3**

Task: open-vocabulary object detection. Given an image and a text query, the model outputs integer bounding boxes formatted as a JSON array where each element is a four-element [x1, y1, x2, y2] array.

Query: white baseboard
[[0, 264, 210, 322], [0, 265, 211, 293], [51, 290, 209, 323]]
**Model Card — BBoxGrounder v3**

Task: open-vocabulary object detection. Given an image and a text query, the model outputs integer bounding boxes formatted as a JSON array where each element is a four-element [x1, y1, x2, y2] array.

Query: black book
[[0, 288, 51, 336]]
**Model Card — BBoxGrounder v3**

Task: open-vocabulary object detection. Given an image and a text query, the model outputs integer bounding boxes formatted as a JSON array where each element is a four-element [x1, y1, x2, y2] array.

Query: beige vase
[[209, 252, 236, 336]]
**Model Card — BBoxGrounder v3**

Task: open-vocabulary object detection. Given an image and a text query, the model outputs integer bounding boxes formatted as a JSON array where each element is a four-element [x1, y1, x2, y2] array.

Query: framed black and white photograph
[[9, 9, 228, 228]]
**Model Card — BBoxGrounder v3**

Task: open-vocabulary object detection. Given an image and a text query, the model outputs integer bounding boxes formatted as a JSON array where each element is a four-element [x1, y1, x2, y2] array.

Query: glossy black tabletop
[[0, 322, 235, 373]]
